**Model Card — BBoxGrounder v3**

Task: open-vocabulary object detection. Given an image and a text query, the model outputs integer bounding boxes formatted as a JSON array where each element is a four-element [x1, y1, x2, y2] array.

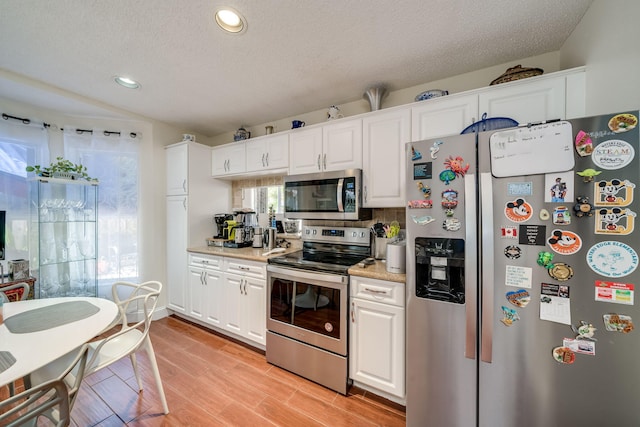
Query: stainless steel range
[[266, 226, 370, 394]]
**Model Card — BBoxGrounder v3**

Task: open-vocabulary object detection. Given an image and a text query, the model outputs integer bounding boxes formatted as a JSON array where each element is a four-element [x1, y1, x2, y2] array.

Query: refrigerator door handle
[[480, 172, 494, 363], [464, 174, 477, 360]]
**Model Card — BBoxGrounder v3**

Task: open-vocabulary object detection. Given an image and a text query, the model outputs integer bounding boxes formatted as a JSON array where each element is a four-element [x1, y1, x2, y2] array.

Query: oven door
[[267, 265, 348, 356]]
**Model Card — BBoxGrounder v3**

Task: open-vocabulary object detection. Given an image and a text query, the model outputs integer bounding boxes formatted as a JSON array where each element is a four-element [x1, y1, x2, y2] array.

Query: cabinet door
[[222, 273, 244, 335], [411, 94, 478, 140], [246, 134, 289, 172], [349, 298, 405, 398], [211, 143, 246, 176], [166, 196, 187, 314], [323, 118, 363, 172], [362, 108, 410, 207], [203, 268, 224, 327], [478, 76, 565, 124], [166, 143, 188, 195], [187, 266, 205, 320], [244, 277, 266, 345], [289, 127, 323, 174]]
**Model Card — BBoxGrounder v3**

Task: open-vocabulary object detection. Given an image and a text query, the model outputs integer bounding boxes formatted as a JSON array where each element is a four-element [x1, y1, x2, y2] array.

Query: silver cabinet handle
[[265, 152, 269, 167], [351, 301, 355, 323], [243, 280, 247, 295], [317, 154, 321, 170], [239, 280, 243, 294], [200, 271, 205, 285], [323, 153, 327, 170], [182, 197, 187, 210], [364, 287, 387, 295], [182, 179, 187, 193], [261, 153, 266, 167], [237, 265, 250, 271], [364, 186, 368, 203]]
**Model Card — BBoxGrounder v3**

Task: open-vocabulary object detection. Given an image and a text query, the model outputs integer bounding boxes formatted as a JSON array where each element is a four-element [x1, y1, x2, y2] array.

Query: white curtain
[[63, 128, 140, 298], [0, 120, 49, 264]]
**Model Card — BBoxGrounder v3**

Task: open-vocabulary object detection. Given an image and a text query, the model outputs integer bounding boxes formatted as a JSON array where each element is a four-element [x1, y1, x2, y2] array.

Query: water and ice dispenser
[[415, 237, 465, 304]]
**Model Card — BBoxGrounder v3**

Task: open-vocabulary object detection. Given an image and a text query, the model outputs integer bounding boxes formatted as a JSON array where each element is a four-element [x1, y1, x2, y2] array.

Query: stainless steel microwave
[[284, 169, 372, 220]]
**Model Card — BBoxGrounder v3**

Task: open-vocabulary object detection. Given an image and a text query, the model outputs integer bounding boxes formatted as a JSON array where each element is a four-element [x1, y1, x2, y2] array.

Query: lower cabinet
[[349, 277, 405, 401], [184, 253, 266, 347]]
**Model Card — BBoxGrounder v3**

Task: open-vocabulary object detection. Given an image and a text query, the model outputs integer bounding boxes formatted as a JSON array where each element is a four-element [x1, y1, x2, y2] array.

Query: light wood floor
[[60, 315, 406, 426]]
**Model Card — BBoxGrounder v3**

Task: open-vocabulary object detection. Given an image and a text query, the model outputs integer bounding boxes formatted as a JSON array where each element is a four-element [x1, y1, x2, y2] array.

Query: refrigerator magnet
[[439, 169, 456, 185], [592, 139, 635, 170], [504, 245, 522, 259], [548, 263, 574, 282], [573, 196, 595, 217], [607, 113, 637, 133], [443, 155, 470, 178], [539, 208, 550, 221], [442, 218, 461, 231], [552, 207, 571, 225], [417, 181, 431, 198], [594, 179, 635, 207], [441, 189, 458, 209], [500, 306, 520, 326], [576, 168, 602, 182], [572, 321, 597, 341], [506, 289, 530, 307], [430, 140, 443, 159], [505, 198, 533, 223], [537, 251, 555, 269], [595, 207, 636, 235], [552, 346, 576, 364], [547, 229, 582, 255], [595, 281, 634, 305], [501, 226, 518, 239], [411, 215, 435, 226], [602, 314, 634, 333], [411, 146, 423, 161], [413, 162, 432, 180], [586, 241, 638, 278], [408, 199, 433, 209], [562, 338, 596, 356], [575, 130, 594, 156]]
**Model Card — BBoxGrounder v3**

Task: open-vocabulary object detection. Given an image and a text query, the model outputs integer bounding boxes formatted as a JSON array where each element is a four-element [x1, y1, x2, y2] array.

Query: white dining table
[[0, 297, 118, 387]]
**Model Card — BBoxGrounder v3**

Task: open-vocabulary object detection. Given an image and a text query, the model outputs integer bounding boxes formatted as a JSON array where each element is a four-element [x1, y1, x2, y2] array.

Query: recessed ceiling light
[[215, 7, 247, 34], [114, 76, 140, 89]]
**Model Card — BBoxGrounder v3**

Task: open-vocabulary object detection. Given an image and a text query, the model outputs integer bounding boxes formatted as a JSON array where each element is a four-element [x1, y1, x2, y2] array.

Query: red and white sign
[[595, 280, 634, 305]]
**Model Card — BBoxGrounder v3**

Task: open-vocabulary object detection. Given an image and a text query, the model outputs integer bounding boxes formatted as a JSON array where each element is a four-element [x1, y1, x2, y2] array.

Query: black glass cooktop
[[268, 248, 369, 275]]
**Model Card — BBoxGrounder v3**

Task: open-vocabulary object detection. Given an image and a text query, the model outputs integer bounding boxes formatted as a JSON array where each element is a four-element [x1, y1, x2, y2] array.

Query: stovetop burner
[[267, 226, 371, 275]]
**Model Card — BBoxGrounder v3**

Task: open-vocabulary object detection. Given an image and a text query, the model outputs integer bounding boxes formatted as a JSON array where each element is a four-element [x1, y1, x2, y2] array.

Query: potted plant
[[26, 157, 97, 182]]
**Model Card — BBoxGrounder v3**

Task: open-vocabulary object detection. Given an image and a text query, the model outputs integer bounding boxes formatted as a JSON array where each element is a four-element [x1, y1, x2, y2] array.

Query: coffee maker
[[214, 213, 233, 239]]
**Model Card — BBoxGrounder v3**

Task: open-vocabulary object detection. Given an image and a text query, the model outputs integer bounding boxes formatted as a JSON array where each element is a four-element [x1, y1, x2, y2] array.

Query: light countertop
[[348, 260, 406, 283]]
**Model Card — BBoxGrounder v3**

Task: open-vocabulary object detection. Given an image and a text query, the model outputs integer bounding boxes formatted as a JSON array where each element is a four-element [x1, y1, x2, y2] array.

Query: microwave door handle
[[337, 178, 344, 212]]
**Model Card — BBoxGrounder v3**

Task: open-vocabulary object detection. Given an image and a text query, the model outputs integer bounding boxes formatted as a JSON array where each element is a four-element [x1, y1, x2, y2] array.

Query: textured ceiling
[[0, 0, 593, 137]]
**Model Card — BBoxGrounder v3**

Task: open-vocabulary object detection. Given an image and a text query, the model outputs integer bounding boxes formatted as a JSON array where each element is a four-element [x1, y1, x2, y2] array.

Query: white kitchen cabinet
[[211, 141, 246, 177], [289, 118, 362, 174], [411, 93, 478, 141], [362, 108, 411, 207], [166, 141, 230, 315], [245, 133, 289, 173], [349, 277, 405, 401], [222, 258, 267, 346], [478, 76, 565, 125], [188, 253, 224, 326], [166, 143, 188, 195]]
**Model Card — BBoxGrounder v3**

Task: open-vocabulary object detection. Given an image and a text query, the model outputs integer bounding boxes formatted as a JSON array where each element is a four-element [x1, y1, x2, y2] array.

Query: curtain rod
[[2, 111, 138, 138]]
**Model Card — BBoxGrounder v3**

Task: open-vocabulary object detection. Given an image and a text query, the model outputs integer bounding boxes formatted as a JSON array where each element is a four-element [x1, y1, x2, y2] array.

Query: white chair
[[0, 282, 30, 303], [0, 344, 89, 427], [29, 281, 170, 415]]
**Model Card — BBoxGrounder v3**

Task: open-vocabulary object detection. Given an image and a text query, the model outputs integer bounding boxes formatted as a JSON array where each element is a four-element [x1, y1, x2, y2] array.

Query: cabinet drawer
[[188, 253, 223, 270], [350, 277, 405, 307], [224, 258, 266, 279]]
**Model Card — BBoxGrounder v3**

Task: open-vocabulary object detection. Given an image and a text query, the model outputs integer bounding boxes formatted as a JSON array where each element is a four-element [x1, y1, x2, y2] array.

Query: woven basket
[[490, 65, 543, 85]]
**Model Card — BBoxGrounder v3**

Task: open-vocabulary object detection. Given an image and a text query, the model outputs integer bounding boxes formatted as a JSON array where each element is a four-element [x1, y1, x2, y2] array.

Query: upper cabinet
[[478, 76, 565, 124], [411, 94, 478, 141], [211, 142, 246, 177], [166, 142, 189, 195], [362, 108, 411, 207], [245, 133, 289, 173], [289, 118, 362, 174]]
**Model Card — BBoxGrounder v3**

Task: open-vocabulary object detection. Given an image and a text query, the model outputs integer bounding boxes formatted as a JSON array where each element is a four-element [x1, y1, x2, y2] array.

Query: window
[[0, 122, 48, 263]]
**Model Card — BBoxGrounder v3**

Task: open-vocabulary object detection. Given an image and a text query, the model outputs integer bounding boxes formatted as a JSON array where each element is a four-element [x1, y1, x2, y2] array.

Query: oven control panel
[[303, 226, 370, 246]]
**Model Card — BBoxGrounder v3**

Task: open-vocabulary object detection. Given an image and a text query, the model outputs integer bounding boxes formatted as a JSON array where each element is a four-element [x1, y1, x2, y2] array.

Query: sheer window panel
[[63, 129, 140, 299]]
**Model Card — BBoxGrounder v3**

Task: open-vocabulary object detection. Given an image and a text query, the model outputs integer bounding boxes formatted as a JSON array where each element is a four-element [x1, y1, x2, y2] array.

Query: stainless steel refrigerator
[[406, 111, 640, 426]]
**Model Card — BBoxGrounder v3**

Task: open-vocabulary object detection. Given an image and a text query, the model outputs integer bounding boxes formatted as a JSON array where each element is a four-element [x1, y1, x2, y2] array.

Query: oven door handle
[[267, 265, 348, 285], [336, 178, 344, 213]]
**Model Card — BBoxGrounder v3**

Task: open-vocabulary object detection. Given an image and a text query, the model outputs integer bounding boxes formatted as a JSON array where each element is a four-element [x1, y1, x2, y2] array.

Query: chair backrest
[[0, 344, 89, 426], [0, 282, 30, 302], [0, 379, 70, 427]]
